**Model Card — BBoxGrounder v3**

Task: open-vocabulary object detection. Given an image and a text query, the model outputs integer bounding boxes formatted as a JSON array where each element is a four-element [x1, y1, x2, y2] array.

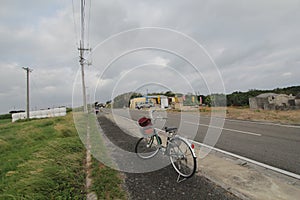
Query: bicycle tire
[[169, 137, 196, 178], [135, 135, 161, 159]]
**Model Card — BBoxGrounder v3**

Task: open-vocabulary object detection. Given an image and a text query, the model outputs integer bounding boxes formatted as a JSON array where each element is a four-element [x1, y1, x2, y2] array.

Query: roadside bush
[[0, 114, 12, 120]]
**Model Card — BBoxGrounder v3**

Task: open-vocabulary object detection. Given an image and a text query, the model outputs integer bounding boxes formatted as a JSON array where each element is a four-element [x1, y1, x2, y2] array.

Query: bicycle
[[135, 110, 197, 182]]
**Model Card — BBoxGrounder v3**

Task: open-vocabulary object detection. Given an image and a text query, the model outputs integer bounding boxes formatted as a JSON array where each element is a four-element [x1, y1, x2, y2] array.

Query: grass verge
[[90, 157, 127, 200], [0, 112, 127, 200], [0, 113, 86, 199], [85, 112, 127, 199]]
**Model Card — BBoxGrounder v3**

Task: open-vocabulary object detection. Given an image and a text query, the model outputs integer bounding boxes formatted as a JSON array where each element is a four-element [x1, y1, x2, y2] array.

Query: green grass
[[0, 112, 128, 199], [73, 112, 127, 199], [89, 114, 127, 199], [90, 157, 127, 200], [0, 119, 11, 125], [0, 114, 86, 199]]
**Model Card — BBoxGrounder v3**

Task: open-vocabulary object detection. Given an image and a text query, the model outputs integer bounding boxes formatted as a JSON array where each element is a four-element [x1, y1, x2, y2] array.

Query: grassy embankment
[[0, 113, 127, 199]]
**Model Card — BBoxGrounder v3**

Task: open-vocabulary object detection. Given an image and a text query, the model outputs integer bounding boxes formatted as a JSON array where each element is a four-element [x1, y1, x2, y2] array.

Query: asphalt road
[[110, 108, 300, 175], [97, 114, 240, 200]]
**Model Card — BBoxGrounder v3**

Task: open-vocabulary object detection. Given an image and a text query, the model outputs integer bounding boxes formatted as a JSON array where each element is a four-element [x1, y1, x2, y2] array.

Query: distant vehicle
[[98, 103, 105, 108], [136, 102, 154, 109]]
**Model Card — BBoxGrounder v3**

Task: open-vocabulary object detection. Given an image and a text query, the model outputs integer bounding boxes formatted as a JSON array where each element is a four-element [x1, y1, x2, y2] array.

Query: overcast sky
[[0, 0, 299, 113]]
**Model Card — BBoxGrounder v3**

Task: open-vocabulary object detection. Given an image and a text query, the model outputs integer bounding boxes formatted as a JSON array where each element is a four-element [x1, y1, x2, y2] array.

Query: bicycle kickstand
[[176, 174, 187, 183]]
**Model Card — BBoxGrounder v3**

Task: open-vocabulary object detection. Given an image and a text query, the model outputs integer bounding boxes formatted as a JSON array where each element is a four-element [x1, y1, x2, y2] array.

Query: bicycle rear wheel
[[135, 135, 161, 159], [169, 137, 196, 178]]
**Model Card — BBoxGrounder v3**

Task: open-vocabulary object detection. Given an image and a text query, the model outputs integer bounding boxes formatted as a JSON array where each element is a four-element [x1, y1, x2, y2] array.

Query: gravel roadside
[[97, 114, 240, 200]]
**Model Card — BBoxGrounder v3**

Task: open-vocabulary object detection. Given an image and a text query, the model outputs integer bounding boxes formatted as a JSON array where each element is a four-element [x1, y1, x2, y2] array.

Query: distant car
[[98, 103, 105, 108], [136, 102, 154, 109]]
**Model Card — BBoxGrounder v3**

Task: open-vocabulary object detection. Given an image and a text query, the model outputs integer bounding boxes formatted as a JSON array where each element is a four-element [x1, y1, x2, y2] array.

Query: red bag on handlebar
[[138, 117, 152, 127]]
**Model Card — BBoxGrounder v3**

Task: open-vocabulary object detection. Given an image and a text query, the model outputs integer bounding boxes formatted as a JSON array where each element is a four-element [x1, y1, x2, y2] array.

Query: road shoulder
[[97, 113, 241, 200], [105, 112, 300, 200]]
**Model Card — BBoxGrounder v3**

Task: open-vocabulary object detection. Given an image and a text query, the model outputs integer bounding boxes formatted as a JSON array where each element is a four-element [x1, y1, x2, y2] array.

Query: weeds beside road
[[0, 113, 126, 200], [0, 114, 86, 199], [188, 106, 300, 125]]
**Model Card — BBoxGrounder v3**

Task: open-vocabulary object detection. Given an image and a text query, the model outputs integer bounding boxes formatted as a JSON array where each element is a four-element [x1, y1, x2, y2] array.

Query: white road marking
[[191, 140, 300, 180], [199, 115, 300, 129], [114, 113, 300, 180], [184, 121, 262, 136]]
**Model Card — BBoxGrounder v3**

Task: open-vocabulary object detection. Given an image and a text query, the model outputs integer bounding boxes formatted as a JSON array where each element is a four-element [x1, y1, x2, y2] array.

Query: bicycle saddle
[[164, 127, 177, 132]]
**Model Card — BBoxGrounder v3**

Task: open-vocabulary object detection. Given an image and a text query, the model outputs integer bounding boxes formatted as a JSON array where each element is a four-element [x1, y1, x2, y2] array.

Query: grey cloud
[[1, 0, 300, 113]]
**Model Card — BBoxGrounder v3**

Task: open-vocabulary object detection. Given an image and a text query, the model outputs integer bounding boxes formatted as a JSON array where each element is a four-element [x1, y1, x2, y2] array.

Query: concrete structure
[[130, 97, 146, 109], [130, 94, 200, 110], [12, 107, 67, 122], [249, 93, 297, 110], [130, 95, 177, 109], [160, 96, 169, 108], [129, 96, 158, 109], [295, 93, 300, 106]]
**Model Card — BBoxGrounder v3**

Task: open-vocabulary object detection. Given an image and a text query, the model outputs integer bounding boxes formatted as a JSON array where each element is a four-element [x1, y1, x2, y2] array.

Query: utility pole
[[22, 67, 33, 119], [78, 0, 90, 113], [77, 1, 93, 197]]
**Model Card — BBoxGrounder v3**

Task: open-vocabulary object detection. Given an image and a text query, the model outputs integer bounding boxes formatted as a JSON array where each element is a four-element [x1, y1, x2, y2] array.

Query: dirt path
[[97, 114, 240, 200]]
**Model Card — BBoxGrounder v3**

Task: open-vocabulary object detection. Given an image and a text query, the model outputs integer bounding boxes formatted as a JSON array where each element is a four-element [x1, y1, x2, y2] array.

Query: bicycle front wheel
[[169, 137, 196, 178], [135, 135, 161, 159]]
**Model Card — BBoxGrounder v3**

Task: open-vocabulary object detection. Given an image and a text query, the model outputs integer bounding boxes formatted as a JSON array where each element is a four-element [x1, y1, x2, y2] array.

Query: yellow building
[[130, 95, 178, 109], [130, 97, 146, 109]]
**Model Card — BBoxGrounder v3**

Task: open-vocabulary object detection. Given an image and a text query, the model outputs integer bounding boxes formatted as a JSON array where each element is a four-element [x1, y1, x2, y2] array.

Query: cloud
[[282, 72, 292, 77], [0, 0, 300, 113]]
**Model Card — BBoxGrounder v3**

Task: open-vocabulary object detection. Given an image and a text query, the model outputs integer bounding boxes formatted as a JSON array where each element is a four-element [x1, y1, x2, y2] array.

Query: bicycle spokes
[[135, 136, 160, 159], [169, 137, 196, 179]]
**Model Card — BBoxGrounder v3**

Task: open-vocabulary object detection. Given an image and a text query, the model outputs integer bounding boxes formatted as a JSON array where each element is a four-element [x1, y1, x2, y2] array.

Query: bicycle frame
[[153, 131, 196, 159], [148, 109, 196, 158], [136, 109, 197, 181]]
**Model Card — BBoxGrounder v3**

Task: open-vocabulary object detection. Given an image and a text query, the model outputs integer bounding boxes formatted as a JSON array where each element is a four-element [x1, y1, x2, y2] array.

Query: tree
[[113, 92, 143, 108], [210, 94, 226, 106], [130, 92, 143, 99], [227, 92, 248, 106], [164, 91, 175, 97], [204, 95, 212, 106]]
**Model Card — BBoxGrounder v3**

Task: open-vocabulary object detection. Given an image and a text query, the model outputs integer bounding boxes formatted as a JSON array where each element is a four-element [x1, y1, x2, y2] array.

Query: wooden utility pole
[[22, 67, 33, 119]]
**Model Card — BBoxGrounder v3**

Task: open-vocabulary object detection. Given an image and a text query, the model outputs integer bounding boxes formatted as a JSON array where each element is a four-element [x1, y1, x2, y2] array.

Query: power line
[[87, 0, 91, 48], [81, 0, 85, 43], [72, 0, 79, 48]]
